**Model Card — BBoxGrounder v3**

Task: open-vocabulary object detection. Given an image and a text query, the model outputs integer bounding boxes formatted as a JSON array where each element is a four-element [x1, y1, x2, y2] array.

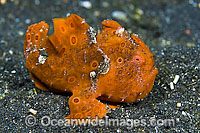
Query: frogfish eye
[[132, 55, 145, 64]]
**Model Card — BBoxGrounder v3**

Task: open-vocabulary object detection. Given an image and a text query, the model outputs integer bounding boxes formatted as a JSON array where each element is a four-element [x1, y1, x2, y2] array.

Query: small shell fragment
[[11, 70, 16, 74], [177, 103, 181, 107], [112, 11, 128, 22], [79, 1, 92, 9], [29, 108, 37, 115], [182, 111, 186, 116], [169, 82, 174, 90], [173, 75, 180, 84], [9, 50, 13, 55], [0, 0, 7, 5], [18, 31, 24, 36]]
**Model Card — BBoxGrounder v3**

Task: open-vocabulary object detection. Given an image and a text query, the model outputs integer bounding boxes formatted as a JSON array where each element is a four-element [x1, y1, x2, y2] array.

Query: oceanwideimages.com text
[[25, 115, 175, 129]]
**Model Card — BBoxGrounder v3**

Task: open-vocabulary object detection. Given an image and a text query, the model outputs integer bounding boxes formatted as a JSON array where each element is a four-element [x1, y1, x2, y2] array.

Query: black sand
[[0, 0, 199, 132]]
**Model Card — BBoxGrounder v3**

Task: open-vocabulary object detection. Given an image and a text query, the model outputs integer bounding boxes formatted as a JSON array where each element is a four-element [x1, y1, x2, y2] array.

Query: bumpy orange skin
[[24, 14, 158, 119]]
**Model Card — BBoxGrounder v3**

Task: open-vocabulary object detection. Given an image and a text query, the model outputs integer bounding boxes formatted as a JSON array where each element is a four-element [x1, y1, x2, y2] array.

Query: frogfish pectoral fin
[[30, 72, 49, 91], [66, 88, 107, 120]]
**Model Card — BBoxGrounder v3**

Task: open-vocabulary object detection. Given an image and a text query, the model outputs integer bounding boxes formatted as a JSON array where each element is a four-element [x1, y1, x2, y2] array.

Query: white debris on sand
[[177, 103, 181, 107], [173, 75, 180, 84], [18, 31, 24, 36], [11, 70, 16, 74], [112, 11, 128, 22], [169, 82, 174, 90], [8, 50, 13, 55], [169, 75, 180, 90], [79, 1, 92, 9], [29, 108, 37, 115]]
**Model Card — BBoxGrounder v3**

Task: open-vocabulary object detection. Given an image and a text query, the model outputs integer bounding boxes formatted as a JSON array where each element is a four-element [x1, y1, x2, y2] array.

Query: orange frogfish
[[24, 14, 158, 119]]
